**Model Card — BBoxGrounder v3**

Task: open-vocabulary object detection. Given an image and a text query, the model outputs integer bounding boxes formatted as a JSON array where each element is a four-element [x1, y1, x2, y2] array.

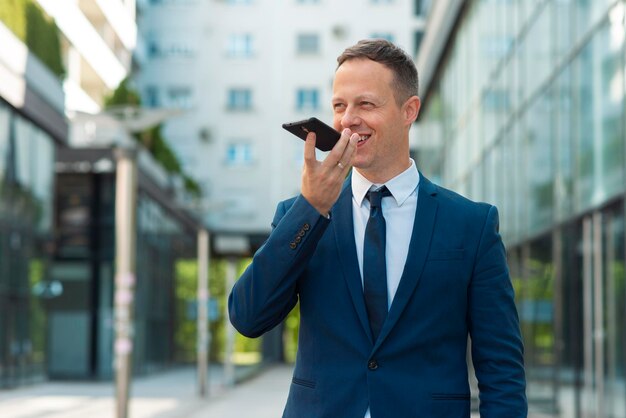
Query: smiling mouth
[[358, 135, 370, 144]]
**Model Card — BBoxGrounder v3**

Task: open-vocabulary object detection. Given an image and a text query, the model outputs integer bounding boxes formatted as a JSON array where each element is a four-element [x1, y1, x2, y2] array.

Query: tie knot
[[366, 186, 392, 209]]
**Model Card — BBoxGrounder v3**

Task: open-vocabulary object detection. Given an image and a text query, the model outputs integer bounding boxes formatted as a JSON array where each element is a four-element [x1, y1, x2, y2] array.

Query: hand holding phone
[[282, 117, 341, 152]]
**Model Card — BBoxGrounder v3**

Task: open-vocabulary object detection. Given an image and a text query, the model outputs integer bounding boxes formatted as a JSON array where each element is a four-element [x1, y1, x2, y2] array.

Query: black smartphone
[[282, 117, 341, 152]]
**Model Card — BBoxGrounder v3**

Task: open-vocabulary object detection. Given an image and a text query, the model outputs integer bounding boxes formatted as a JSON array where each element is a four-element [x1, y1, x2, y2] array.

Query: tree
[[0, 0, 64, 78], [104, 78, 202, 198]]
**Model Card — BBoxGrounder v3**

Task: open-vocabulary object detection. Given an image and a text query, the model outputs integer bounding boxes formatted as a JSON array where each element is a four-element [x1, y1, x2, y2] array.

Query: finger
[[324, 128, 352, 168], [337, 133, 359, 172], [303, 132, 317, 165]]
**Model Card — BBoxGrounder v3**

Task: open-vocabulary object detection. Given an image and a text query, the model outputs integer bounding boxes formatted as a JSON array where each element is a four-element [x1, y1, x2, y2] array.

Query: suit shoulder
[[281, 196, 298, 210], [431, 183, 493, 216], [271, 196, 298, 227]]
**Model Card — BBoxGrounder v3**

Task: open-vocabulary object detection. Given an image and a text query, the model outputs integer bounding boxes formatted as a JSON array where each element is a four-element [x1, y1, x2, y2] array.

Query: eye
[[333, 103, 346, 112], [360, 101, 374, 108]]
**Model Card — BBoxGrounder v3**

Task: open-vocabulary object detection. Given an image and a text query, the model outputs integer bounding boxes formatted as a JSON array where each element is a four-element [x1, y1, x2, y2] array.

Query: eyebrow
[[356, 94, 378, 102], [332, 94, 379, 103]]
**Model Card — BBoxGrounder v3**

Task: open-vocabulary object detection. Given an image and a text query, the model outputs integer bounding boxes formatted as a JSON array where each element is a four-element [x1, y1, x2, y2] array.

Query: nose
[[340, 107, 361, 130]]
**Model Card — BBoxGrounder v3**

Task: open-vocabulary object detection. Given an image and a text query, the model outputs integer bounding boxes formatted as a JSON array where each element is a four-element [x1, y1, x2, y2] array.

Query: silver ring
[[337, 162, 345, 169]]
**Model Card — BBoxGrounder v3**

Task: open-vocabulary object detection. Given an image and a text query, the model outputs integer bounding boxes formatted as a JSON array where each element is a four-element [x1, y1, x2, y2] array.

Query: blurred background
[[0, 0, 625, 417]]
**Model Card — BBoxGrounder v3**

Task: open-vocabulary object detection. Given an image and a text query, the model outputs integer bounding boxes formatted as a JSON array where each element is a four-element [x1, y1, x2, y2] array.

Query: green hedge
[[0, 0, 64, 78]]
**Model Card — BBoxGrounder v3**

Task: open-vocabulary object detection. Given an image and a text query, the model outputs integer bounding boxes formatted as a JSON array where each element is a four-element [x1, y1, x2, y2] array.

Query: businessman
[[229, 39, 527, 418]]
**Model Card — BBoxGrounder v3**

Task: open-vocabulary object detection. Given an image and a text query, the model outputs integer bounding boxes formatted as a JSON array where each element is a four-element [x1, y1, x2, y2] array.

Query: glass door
[[581, 203, 625, 418]]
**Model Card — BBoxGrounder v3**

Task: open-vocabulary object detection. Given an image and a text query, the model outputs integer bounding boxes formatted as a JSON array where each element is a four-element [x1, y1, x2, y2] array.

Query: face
[[332, 58, 420, 183]]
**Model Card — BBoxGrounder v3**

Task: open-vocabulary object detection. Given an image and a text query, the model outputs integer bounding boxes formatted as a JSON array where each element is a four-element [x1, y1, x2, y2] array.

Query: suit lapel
[[332, 178, 374, 342], [373, 174, 439, 351]]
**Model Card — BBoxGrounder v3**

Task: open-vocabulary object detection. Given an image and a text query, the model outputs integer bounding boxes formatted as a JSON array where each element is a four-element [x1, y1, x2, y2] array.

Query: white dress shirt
[[351, 160, 420, 418]]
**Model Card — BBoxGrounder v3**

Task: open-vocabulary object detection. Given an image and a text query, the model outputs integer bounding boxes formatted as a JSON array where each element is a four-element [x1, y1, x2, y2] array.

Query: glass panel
[[227, 88, 252, 110], [14, 115, 34, 191], [501, 128, 516, 243], [574, 21, 625, 211], [522, 4, 552, 105], [0, 103, 9, 186], [519, 0, 546, 29], [227, 34, 253, 58], [523, 235, 559, 415], [297, 33, 319, 54], [296, 88, 319, 111], [602, 204, 625, 418], [575, 0, 617, 45], [484, 148, 495, 205], [553, 0, 574, 64], [558, 221, 584, 418], [525, 89, 554, 234], [555, 66, 574, 222], [32, 130, 54, 232], [513, 121, 526, 239], [0, 104, 55, 387]]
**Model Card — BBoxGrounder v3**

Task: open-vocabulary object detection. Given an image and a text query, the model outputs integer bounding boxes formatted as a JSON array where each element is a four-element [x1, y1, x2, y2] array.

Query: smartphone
[[282, 117, 341, 152]]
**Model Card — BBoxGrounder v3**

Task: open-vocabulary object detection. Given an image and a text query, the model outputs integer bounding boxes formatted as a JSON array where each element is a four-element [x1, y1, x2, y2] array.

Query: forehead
[[333, 59, 394, 97]]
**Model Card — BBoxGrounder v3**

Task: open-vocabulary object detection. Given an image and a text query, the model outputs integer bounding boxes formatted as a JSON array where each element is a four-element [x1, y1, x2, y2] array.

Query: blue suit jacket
[[229, 174, 527, 418]]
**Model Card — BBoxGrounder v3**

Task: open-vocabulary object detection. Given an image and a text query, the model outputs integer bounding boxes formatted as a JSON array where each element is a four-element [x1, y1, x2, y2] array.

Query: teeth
[[359, 135, 369, 142]]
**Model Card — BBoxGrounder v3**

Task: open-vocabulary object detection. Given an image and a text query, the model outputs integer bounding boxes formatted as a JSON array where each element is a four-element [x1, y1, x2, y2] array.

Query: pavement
[[0, 364, 489, 418], [0, 364, 292, 418]]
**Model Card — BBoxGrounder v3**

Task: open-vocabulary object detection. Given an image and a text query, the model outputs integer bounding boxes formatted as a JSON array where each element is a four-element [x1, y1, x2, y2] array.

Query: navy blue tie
[[363, 186, 392, 341]]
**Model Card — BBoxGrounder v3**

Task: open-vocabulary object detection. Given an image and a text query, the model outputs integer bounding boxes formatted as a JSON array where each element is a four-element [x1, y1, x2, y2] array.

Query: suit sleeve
[[468, 205, 528, 417], [228, 195, 330, 338]]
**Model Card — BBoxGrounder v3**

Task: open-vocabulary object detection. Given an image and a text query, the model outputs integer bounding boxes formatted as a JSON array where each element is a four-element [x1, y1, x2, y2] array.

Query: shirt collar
[[352, 159, 420, 207]]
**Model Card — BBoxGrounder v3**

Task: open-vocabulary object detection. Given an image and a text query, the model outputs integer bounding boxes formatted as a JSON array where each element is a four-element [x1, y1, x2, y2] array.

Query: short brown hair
[[337, 39, 419, 105]]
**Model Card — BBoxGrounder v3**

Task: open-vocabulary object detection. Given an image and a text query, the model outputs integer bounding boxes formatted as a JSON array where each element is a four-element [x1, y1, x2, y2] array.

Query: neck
[[355, 158, 412, 184]]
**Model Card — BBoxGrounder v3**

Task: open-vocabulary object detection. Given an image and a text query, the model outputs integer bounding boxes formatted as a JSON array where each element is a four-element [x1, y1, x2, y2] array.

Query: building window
[[145, 86, 159, 107], [370, 33, 394, 43], [482, 89, 510, 111], [227, 34, 254, 58], [164, 42, 195, 58], [226, 143, 253, 165], [296, 88, 319, 111], [414, 0, 431, 16], [147, 39, 160, 58], [297, 33, 320, 54], [227, 88, 253, 111], [481, 36, 514, 58], [147, 38, 194, 58], [168, 86, 193, 108], [149, 0, 198, 4]]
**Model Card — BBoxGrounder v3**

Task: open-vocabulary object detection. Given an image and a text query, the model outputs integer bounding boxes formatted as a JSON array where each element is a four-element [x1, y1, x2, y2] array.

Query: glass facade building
[[0, 100, 58, 388], [417, 1, 626, 417], [49, 149, 198, 379]]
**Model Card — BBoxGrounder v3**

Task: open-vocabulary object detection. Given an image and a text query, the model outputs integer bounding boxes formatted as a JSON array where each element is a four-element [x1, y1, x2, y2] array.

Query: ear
[[403, 96, 421, 126]]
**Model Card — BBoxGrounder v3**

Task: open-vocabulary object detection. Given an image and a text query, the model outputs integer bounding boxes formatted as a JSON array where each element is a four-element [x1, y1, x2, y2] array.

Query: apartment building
[[35, 0, 138, 114], [137, 0, 429, 245]]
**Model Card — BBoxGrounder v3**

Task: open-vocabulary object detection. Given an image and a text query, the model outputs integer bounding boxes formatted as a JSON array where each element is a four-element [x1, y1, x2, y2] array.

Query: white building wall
[[36, 0, 137, 113], [138, 0, 425, 234]]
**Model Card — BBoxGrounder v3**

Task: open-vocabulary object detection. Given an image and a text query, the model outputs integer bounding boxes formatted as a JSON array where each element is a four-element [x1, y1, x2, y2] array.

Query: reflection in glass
[[575, 22, 624, 211], [523, 235, 558, 415], [525, 89, 554, 234]]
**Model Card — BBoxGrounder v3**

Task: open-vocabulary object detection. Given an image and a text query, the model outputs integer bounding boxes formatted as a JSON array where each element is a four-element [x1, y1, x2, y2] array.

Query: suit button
[[368, 360, 378, 370], [295, 236, 302, 243], [289, 242, 297, 249], [298, 230, 305, 237], [303, 223, 310, 231]]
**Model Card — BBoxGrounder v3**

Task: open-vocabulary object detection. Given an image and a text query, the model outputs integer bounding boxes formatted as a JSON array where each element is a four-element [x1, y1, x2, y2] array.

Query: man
[[228, 39, 527, 418]]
